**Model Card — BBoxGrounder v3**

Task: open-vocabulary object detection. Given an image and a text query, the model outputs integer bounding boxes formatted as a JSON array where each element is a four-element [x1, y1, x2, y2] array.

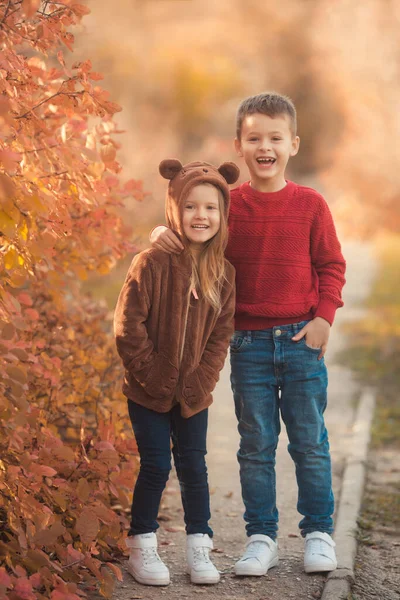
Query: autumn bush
[[0, 1, 143, 598]]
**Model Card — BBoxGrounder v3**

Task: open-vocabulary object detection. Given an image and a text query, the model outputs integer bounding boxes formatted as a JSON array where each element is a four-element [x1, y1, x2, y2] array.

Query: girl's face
[[182, 184, 221, 248]]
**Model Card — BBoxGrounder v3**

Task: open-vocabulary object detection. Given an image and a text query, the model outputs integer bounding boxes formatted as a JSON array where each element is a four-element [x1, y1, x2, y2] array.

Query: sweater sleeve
[[182, 269, 236, 403], [311, 197, 346, 325], [113, 253, 177, 398]]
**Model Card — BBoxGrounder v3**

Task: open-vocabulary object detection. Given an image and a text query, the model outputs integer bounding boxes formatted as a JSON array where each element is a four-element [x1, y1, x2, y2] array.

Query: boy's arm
[[292, 197, 346, 359], [114, 253, 178, 398], [310, 198, 346, 325], [181, 275, 236, 403], [150, 225, 184, 254]]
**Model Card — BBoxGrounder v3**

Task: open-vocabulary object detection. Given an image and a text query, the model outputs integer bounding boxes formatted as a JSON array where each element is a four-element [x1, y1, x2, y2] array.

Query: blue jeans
[[127, 400, 213, 537], [230, 321, 334, 540]]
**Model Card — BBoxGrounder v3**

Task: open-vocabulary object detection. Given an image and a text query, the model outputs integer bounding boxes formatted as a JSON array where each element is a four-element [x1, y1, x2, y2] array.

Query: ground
[[351, 448, 400, 600], [103, 241, 375, 600]]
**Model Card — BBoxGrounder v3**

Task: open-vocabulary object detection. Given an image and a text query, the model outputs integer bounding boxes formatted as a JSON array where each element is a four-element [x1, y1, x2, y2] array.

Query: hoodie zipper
[[179, 284, 192, 365]]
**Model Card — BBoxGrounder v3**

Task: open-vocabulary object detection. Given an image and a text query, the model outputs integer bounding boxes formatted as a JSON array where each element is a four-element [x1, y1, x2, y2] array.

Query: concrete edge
[[321, 388, 376, 600]]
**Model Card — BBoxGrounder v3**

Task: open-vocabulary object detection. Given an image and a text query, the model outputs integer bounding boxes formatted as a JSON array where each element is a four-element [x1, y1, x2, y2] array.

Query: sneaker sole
[[304, 562, 337, 574], [188, 570, 221, 585], [234, 556, 279, 577], [127, 564, 170, 586]]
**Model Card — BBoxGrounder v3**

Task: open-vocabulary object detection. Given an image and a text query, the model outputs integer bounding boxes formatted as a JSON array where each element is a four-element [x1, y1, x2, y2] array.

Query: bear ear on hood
[[218, 162, 240, 185], [159, 159, 183, 180]]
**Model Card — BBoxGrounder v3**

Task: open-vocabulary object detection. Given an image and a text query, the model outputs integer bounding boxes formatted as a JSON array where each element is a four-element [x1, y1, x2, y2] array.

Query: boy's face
[[235, 112, 300, 192]]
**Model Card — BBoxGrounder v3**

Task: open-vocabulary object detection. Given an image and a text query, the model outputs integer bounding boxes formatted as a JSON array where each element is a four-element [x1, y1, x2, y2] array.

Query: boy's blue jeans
[[230, 321, 334, 540], [127, 400, 213, 537]]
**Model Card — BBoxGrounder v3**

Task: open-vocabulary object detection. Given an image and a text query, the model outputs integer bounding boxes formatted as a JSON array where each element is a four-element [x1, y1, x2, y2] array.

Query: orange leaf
[[70, 3, 91, 17], [105, 562, 123, 582], [75, 478, 91, 502], [22, 0, 41, 18], [30, 464, 57, 477], [75, 509, 100, 544], [100, 143, 116, 163], [89, 72, 104, 81], [1, 322, 15, 340], [34, 521, 65, 546], [6, 365, 28, 384], [102, 101, 122, 115]]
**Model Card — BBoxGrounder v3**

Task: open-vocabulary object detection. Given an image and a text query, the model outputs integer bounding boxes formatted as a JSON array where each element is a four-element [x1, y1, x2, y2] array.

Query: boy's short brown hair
[[236, 92, 297, 139]]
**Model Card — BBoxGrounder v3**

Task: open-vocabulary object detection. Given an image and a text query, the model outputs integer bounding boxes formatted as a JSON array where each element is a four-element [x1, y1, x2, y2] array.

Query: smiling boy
[[150, 92, 346, 576]]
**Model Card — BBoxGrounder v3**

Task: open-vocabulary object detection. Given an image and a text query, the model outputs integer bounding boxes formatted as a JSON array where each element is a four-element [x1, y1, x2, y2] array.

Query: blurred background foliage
[[72, 0, 400, 448]]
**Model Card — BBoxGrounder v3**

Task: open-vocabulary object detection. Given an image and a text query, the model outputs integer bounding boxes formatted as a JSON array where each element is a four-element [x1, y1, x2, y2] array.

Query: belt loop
[[246, 330, 252, 343]]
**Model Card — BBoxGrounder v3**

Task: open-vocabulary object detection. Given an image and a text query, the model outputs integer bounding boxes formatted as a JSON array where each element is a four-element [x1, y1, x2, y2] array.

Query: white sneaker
[[304, 531, 337, 573], [186, 533, 220, 584], [234, 534, 278, 576], [126, 533, 170, 586]]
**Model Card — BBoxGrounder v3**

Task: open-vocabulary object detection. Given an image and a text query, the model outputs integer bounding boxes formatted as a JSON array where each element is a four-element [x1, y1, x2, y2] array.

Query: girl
[[114, 159, 239, 586]]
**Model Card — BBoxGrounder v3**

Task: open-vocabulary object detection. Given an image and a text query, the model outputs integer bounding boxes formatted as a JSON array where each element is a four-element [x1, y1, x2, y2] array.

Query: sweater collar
[[240, 180, 296, 201]]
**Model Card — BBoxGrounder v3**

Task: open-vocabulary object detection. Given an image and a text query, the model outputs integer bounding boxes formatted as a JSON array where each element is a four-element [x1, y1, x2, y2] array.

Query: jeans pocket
[[229, 333, 246, 353], [298, 338, 321, 353]]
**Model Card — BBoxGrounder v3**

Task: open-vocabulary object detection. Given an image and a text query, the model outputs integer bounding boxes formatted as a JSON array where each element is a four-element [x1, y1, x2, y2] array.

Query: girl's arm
[[114, 252, 178, 398], [182, 271, 236, 404]]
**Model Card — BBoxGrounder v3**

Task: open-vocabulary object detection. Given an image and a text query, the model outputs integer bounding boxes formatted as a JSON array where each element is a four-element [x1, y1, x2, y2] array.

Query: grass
[[339, 236, 400, 548]]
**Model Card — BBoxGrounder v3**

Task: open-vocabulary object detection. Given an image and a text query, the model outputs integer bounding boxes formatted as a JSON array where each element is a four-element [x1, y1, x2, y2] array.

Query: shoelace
[[141, 547, 163, 566], [192, 546, 211, 566], [243, 541, 269, 559]]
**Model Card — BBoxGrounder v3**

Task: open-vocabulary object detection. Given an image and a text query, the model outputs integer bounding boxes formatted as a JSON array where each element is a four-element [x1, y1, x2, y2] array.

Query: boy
[[150, 92, 346, 576]]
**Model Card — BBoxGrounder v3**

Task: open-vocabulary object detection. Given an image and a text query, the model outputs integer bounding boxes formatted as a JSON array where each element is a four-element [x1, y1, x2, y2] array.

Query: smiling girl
[[114, 159, 239, 586]]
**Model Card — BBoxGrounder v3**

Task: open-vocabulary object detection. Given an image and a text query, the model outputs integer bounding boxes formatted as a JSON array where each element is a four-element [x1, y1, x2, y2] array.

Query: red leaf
[[89, 72, 104, 81], [0, 567, 11, 587], [24, 308, 40, 321], [17, 293, 33, 307]]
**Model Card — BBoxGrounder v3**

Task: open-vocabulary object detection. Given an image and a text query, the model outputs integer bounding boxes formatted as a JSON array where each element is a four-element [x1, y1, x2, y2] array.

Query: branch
[[24, 143, 61, 153], [2, 21, 34, 42], [0, 0, 11, 26], [16, 90, 85, 119], [39, 170, 68, 178]]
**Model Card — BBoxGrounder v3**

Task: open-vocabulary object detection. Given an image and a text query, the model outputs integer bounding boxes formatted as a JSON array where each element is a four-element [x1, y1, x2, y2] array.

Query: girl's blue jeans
[[230, 321, 334, 541], [127, 400, 213, 537]]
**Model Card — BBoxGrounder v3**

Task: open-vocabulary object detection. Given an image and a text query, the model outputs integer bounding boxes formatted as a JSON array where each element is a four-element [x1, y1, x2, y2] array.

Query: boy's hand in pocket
[[292, 317, 331, 360]]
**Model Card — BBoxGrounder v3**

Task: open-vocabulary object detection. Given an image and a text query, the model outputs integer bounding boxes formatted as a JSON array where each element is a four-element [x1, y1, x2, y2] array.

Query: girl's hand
[[291, 316, 331, 360], [150, 226, 184, 254]]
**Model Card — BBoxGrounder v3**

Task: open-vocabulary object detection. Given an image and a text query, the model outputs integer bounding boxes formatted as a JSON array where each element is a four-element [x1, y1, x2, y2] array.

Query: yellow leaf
[[19, 221, 29, 241], [0, 210, 16, 238], [97, 260, 112, 275], [74, 266, 87, 281], [4, 248, 17, 269]]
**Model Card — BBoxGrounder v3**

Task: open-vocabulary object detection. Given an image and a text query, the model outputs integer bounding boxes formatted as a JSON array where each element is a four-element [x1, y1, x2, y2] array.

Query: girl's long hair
[[188, 184, 229, 313]]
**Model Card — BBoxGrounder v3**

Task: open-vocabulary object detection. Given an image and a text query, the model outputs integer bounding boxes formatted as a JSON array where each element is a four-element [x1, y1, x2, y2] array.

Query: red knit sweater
[[225, 181, 346, 330]]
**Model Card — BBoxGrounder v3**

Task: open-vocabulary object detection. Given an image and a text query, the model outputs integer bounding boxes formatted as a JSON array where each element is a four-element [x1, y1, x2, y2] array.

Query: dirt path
[[111, 241, 375, 600]]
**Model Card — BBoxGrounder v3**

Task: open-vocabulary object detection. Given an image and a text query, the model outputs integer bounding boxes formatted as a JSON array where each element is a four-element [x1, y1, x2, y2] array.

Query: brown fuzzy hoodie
[[113, 159, 239, 418]]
